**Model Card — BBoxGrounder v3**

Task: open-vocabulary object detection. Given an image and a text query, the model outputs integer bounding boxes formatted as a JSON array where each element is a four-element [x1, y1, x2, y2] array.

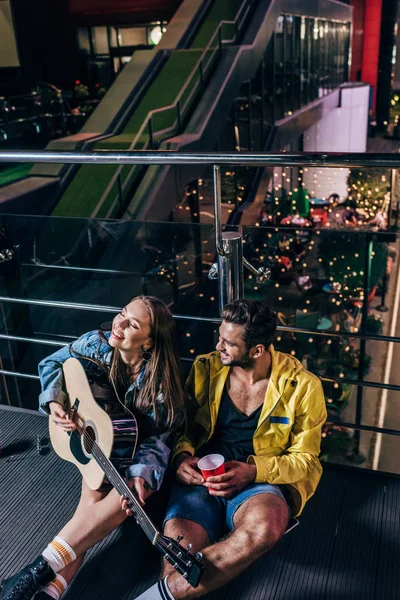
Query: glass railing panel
[[242, 227, 395, 332], [242, 223, 400, 474], [0, 215, 230, 337]]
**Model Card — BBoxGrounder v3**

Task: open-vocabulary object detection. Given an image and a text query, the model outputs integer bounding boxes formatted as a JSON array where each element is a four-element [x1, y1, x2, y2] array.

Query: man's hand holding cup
[[201, 457, 257, 498]]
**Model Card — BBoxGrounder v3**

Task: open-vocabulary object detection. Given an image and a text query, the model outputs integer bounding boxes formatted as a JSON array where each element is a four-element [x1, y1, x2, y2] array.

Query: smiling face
[[109, 299, 152, 360], [216, 320, 254, 368]]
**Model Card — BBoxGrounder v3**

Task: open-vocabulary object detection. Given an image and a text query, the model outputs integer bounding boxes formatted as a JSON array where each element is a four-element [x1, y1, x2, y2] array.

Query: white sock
[[41, 574, 68, 599], [42, 536, 77, 573], [135, 576, 175, 600]]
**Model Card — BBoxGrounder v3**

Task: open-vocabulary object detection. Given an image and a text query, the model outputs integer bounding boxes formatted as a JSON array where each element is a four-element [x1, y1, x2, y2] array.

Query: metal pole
[[212, 165, 244, 310], [352, 234, 373, 460], [376, 269, 389, 312], [247, 80, 252, 151], [272, 32, 276, 124], [4, 151, 400, 168], [389, 168, 396, 229], [217, 232, 244, 312], [213, 165, 225, 257], [260, 57, 265, 149]]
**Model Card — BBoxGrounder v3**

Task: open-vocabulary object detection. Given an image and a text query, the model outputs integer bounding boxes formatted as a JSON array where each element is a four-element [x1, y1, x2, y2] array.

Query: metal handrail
[[0, 333, 68, 347], [1, 150, 400, 167], [2, 294, 400, 345]]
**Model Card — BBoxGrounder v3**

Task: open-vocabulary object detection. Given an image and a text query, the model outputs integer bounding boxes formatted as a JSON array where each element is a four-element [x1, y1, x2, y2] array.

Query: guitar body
[[49, 357, 137, 490]]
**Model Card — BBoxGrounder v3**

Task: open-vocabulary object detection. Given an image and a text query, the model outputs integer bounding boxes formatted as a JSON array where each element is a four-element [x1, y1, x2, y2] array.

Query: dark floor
[[0, 405, 399, 600]]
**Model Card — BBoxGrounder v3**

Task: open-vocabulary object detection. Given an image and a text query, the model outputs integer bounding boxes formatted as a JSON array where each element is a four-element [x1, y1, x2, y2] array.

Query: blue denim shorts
[[163, 483, 290, 544]]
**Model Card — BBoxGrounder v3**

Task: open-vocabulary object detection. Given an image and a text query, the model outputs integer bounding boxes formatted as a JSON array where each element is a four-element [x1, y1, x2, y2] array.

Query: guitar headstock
[[156, 533, 204, 588]]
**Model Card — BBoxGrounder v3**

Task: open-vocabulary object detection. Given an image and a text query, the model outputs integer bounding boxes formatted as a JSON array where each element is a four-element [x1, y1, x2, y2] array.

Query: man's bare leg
[[163, 493, 288, 599], [162, 520, 210, 578]]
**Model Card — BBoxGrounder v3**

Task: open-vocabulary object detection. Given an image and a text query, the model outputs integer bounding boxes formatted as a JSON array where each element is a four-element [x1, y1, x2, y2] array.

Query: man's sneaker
[[0, 556, 55, 600]]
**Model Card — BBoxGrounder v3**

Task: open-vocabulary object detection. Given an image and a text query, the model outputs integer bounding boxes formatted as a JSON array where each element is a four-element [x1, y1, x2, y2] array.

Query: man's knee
[[234, 495, 289, 550]]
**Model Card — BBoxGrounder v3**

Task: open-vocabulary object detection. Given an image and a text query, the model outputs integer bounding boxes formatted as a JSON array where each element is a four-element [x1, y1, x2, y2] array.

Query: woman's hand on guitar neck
[[120, 477, 154, 516], [49, 402, 76, 431]]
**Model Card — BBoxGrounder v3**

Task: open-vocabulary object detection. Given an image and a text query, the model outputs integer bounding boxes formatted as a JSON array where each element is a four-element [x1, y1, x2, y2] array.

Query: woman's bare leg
[[56, 486, 127, 558], [55, 479, 108, 584]]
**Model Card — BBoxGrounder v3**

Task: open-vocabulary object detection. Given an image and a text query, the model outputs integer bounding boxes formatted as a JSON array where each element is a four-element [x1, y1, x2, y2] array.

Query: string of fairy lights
[[156, 167, 390, 375], [161, 166, 390, 456]]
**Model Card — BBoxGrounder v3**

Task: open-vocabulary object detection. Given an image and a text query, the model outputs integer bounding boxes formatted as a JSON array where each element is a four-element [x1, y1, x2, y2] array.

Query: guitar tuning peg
[[187, 543, 192, 552], [195, 551, 203, 560], [176, 535, 183, 542]]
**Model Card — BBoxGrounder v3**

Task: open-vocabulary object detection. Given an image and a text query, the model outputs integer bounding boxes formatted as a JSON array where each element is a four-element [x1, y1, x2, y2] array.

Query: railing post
[[217, 232, 244, 311], [213, 165, 244, 312]]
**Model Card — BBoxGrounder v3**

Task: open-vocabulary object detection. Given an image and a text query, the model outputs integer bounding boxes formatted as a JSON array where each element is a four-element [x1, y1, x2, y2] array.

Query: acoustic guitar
[[49, 357, 203, 587]]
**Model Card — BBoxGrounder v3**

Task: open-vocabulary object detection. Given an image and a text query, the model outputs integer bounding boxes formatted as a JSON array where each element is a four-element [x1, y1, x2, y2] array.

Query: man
[[132, 299, 327, 600]]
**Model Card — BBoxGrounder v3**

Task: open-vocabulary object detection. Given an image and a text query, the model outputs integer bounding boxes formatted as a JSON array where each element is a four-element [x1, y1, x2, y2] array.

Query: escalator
[[124, 0, 353, 223], [1, 0, 352, 223], [51, 0, 252, 218]]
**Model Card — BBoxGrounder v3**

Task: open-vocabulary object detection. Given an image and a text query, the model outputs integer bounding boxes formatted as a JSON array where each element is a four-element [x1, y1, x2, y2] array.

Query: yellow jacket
[[173, 345, 327, 516]]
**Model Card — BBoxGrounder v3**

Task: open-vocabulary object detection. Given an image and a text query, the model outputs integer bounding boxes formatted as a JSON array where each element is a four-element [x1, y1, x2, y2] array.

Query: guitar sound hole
[[82, 425, 96, 455]]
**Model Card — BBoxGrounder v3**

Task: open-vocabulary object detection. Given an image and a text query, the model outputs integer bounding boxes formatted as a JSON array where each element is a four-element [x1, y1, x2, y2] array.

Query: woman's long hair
[[108, 296, 186, 431]]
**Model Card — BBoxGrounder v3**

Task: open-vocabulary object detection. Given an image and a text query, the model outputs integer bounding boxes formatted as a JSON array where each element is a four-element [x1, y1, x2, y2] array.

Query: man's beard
[[228, 350, 255, 369]]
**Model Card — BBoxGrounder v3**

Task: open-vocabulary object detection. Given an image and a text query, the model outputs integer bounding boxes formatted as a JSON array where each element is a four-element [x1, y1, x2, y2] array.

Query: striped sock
[[41, 574, 68, 599], [42, 536, 77, 573], [135, 576, 175, 600]]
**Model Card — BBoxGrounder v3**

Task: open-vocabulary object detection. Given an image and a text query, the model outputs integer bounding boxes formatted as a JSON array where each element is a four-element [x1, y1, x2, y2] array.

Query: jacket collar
[[207, 345, 299, 422]]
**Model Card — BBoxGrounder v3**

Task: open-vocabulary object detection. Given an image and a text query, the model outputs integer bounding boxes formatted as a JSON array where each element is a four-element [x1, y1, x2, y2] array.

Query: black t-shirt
[[199, 386, 263, 462]]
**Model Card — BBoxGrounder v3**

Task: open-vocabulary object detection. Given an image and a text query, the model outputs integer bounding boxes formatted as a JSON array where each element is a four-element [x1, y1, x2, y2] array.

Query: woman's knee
[[76, 480, 108, 511]]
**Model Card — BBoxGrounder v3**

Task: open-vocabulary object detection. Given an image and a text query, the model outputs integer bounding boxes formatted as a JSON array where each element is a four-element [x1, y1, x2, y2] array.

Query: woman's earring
[[142, 346, 152, 362]]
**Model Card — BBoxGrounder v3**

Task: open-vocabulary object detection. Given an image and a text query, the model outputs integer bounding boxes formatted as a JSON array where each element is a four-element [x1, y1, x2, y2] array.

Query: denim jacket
[[38, 330, 171, 491]]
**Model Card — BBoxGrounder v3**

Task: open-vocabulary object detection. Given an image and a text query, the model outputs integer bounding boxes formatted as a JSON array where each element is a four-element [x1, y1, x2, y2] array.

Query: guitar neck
[[92, 443, 159, 544]]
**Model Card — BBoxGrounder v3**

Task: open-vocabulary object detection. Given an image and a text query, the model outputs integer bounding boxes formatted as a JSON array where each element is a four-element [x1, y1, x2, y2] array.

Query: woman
[[0, 296, 186, 600]]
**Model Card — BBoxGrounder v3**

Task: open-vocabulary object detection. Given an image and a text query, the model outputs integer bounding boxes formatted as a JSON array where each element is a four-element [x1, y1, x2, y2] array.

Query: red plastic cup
[[198, 454, 225, 480]]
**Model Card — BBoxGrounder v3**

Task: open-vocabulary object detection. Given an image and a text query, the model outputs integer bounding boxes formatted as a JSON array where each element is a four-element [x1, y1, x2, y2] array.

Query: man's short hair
[[221, 299, 277, 351]]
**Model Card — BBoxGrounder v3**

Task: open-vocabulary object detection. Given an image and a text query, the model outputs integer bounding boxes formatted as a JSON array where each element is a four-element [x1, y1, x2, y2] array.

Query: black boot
[[0, 556, 55, 600], [34, 594, 53, 599]]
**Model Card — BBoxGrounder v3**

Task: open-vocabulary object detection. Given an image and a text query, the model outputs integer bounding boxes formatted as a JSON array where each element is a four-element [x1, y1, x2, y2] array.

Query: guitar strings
[[71, 417, 157, 539], [69, 420, 200, 576]]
